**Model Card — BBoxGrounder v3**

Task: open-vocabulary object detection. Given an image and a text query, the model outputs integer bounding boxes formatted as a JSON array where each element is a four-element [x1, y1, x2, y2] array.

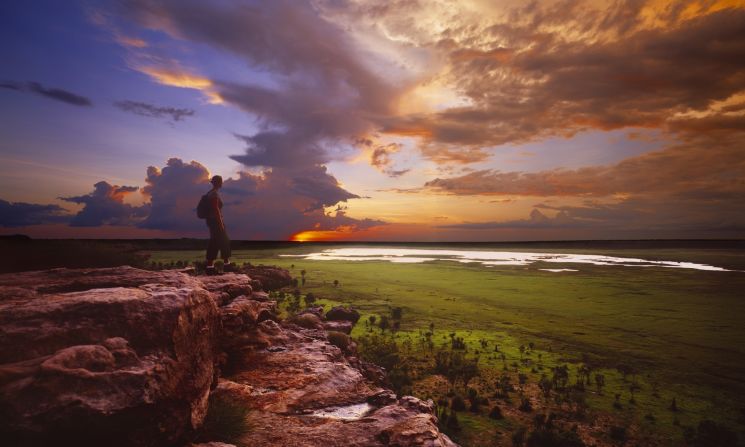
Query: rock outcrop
[[238, 265, 292, 291], [218, 320, 457, 447], [0, 267, 224, 446], [325, 305, 361, 323], [0, 266, 457, 447]]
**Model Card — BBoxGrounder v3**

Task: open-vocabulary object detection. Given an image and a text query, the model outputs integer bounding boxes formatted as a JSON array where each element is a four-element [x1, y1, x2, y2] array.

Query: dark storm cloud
[[289, 166, 360, 212], [121, 0, 399, 169], [139, 158, 384, 239], [0, 199, 71, 227], [139, 158, 210, 231], [1, 81, 92, 106], [60, 181, 146, 227], [114, 100, 195, 122]]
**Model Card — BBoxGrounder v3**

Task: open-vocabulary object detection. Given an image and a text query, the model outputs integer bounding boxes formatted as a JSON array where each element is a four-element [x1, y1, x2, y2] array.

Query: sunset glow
[[1, 0, 744, 240]]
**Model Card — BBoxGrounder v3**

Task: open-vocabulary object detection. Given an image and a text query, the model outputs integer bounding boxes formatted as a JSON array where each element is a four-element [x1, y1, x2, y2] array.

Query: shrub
[[327, 331, 351, 351], [489, 405, 504, 419], [512, 427, 527, 447], [525, 427, 586, 447], [451, 395, 466, 411], [305, 293, 316, 304], [194, 394, 250, 446], [379, 315, 390, 331], [391, 307, 403, 320], [446, 410, 461, 432], [687, 420, 739, 447], [469, 398, 481, 413], [356, 334, 399, 370], [609, 426, 627, 442]]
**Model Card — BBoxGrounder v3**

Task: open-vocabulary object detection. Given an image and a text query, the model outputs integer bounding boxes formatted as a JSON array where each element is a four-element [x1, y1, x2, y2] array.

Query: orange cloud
[[137, 66, 223, 104], [115, 35, 148, 48]]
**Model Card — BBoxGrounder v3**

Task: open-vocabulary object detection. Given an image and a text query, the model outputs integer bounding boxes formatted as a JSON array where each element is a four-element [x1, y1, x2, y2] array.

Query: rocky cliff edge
[[0, 266, 457, 447]]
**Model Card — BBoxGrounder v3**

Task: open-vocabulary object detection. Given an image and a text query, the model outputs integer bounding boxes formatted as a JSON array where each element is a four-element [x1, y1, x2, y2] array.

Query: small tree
[[379, 315, 390, 332], [391, 307, 403, 320], [512, 427, 527, 447], [304, 292, 316, 305], [594, 373, 605, 395]]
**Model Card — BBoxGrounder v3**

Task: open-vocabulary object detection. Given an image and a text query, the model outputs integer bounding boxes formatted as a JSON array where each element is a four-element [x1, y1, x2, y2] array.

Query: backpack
[[196, 194, 210, 219]]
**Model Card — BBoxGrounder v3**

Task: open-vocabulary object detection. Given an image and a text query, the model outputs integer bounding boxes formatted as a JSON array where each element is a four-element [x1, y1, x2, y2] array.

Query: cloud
[[0, 200, 71, 227], [425, 133, 745, 199], [427, 132, 745, 236], [139, 158, 211, 231], [439, 209, 578, 230], [108, 0, 745, 170], [60, 181, 146, 227], [1, 81, 92, 106], [120, 0, 402, 170], [114, 100, 195, 122], [135, 65, 223, 104], [114, 34, 148, 48], [318, 1, 745, 163], [355, 138, 410, 177], [139, 158, 383, 239]]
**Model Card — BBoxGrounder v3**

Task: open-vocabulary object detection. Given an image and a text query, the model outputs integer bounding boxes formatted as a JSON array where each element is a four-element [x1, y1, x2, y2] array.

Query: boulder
[[322, 320, 354, 334], [291, 313, 324, 330], [298, 305, 324, 318], [240, 266, 292, 291], [198, 273, 253, 306], [219, 296, 277, 349], [326, 306, 360, 323], [0, 267, 221, 446]]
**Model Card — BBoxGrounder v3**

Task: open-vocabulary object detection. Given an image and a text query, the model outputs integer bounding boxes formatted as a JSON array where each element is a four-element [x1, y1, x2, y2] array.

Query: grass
[[149, 243, 745, 445], [193, 393, 250, 446]]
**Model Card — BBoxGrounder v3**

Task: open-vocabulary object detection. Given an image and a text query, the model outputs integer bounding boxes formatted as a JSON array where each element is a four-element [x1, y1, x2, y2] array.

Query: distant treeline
[[0, 237, 149, 273]]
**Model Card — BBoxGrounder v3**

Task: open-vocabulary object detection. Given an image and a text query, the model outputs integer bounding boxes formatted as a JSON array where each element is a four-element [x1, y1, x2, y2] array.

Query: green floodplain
[[147, 241, 745, 446]]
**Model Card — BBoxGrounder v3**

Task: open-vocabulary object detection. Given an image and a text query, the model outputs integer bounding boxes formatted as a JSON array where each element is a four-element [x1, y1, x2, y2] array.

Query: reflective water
[[283, 247, 734, 272], [310, 402, 373, 420]]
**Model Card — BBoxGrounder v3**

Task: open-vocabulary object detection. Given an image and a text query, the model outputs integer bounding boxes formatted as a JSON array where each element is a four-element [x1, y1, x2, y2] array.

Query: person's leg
[[206, 222, 219, 274], [220, 228, 234, 272]]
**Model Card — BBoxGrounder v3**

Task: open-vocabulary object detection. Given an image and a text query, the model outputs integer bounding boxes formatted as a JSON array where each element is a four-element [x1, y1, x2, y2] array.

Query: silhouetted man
[[204, 175, 234, 275]]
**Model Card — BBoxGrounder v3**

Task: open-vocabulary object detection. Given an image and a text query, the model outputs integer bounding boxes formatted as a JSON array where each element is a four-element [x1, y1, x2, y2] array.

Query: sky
[[1, 0, 744, 241]]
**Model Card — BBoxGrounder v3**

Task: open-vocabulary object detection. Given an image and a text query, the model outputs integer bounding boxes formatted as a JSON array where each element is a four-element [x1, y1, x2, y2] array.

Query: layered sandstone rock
[[238, 265, 292, 291], [0, 267, 227, 446], [0, 266, 457, 447], [217, 320, 457, 447]]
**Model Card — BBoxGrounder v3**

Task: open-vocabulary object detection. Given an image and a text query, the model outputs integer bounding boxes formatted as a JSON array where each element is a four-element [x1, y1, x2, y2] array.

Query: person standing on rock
[[199, 175, 235, 275]]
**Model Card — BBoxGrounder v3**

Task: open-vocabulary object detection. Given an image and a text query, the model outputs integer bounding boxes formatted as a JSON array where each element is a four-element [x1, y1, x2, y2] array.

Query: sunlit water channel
[[282, 247, 735, 272]]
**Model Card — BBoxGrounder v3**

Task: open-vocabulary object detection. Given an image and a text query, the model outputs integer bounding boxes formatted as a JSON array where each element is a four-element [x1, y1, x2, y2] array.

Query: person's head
[[210, 175, 223, 189]]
